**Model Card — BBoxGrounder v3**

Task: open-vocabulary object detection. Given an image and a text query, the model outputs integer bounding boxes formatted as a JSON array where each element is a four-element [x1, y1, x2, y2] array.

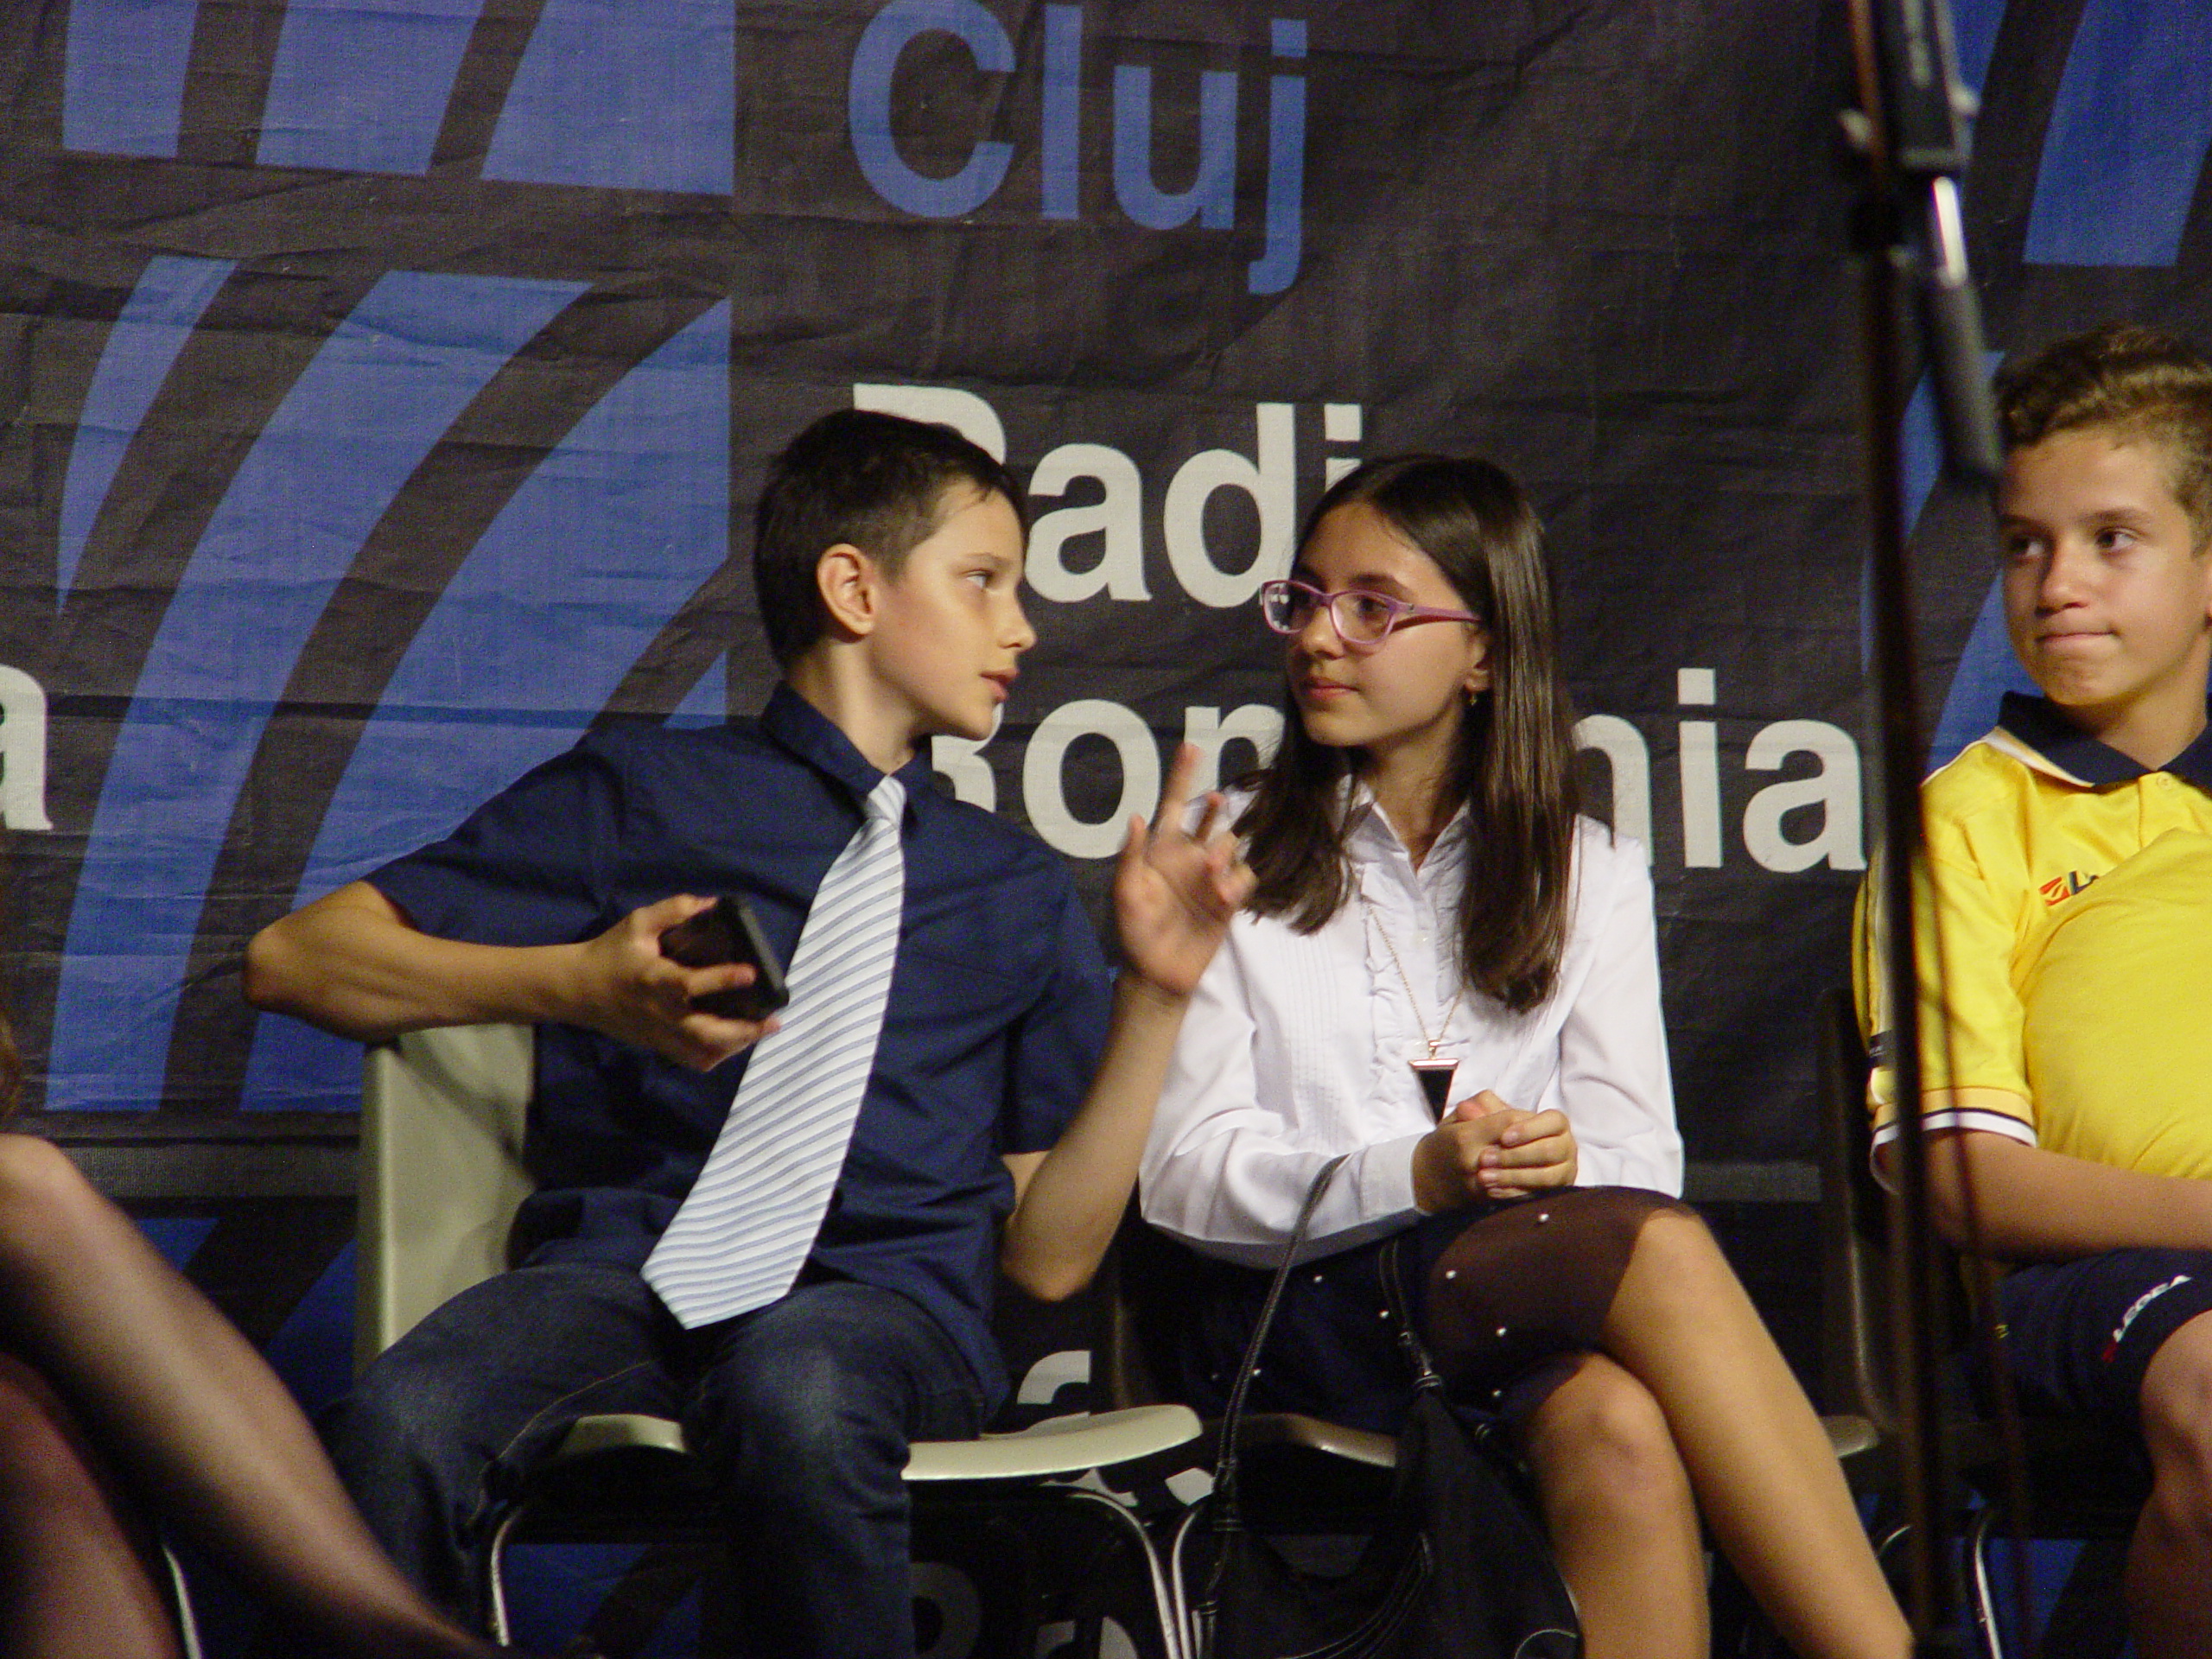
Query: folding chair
[[358, 1022, 1199, 1657]]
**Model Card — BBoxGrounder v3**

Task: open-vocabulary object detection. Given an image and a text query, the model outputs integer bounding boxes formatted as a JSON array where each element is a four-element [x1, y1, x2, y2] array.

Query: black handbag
[[1170, 1157, 1581, 1659]]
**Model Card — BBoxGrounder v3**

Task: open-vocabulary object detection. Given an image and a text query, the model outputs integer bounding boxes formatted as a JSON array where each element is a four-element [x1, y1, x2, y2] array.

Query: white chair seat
[[905, 1405, 1201, 1481], [557, 1403, 1202, 1482]]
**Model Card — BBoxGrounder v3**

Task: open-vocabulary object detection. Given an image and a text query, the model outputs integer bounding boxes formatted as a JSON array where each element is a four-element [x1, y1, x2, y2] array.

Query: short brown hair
[[1994, 323, 2212, 543], [752, 410, 1027, 669]]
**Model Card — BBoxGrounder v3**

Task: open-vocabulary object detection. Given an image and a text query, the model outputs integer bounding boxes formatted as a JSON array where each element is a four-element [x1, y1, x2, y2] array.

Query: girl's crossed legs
[[1431, 1192, 1910, 1659]]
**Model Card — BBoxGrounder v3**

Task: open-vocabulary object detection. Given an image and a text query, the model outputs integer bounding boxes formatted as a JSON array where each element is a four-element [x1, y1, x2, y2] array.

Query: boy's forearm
[[998, 973, 1191, 1301], [1914, 1127, 2212, 1258], [244, 881, 584, 1042]]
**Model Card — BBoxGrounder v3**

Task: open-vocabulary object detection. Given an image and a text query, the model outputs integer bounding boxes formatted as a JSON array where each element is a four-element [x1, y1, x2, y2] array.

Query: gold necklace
[[1359, 893, 1464, 1118]]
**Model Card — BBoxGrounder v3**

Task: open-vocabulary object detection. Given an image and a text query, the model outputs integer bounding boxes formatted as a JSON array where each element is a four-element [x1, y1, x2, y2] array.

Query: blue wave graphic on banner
[[242, 302, 733, 1111], [58, 256, 237, 598], [63, 0, 200, 157], [1931, 582, 2038, 767], [2024, 0, 2212, 267], [1950, 0, 2005, 94], [485, 0, 734, 194], [1895, 354, 2036, 772], [259, 0, 486, 175], [50, 272, 587, 1111]]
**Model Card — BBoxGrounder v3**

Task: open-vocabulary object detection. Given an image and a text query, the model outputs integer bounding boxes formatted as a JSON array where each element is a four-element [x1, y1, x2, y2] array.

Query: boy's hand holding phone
[[658, 894, 790, 1020], [569, 894, 785, 1072]]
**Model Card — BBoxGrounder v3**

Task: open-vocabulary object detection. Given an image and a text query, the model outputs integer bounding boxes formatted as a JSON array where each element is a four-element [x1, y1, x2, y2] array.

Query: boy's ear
[[814, 543, 880, 639]]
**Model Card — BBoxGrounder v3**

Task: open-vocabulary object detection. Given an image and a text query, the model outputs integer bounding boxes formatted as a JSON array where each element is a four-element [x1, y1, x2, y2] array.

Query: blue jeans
[[324, 1262, 987, 1657]]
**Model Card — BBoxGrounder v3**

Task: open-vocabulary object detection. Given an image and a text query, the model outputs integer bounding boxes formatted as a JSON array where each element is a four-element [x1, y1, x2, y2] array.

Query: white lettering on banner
[[852, 383, 1006, 460], [1163, 402, 1295, 608], [1023, 699, 1160, 859], [1577, 670, 1866, 874], [1745, 719, 1866, 872], [1573, 715, 1650, 857], [852, 385, 1357, 607], [939, 692, 1864, 880], [0, 666, 53, 832], [908, 1561, 982, 1659], [933, 704, 1278, 850], [1676, 667, 1722, 869], [1027, 442, 1147, 602], [930, 734, 995, 810], [853, 381, 1862, 880], [1184, 704, 1283, 794]]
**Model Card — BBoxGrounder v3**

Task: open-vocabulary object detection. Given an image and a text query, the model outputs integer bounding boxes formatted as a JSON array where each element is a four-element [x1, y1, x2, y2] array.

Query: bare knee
[[2139, 1317, 2212, 1545], [1525, 1357, 1689, 1522], [0, 1135, 102, 1283], [1625, 1205, 1723, 1278], [1610, 1205, 1745, 1332]]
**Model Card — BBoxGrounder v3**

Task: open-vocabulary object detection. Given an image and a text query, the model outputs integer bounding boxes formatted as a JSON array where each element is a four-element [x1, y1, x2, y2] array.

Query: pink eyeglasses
[[1258, 579, 1483, 654]]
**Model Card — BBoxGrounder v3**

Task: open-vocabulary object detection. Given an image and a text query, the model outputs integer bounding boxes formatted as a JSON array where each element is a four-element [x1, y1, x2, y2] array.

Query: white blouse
[[1141, 788, 1682, 1266]]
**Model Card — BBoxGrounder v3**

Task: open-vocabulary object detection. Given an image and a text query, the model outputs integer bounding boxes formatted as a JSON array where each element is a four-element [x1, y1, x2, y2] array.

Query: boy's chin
[[924, 708, 1000, 745]]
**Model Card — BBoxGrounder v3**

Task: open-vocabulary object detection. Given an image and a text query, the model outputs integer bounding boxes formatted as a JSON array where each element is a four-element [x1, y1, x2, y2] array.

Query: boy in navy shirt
[[246, 410, 1249, 1656]]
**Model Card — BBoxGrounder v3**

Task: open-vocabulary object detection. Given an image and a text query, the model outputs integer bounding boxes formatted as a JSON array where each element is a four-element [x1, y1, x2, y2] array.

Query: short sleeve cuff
[[1870, 1090, 2036, 1189]]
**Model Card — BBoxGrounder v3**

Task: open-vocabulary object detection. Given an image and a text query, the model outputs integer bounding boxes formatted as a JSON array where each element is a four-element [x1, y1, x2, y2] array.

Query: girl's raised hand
[[1113, 743, 1255, 999]]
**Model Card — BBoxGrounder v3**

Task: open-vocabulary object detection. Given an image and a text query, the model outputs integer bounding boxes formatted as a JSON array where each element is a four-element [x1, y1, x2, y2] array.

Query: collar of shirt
[[759, 683, 935, 828], [1341, 779, 1471, 883], [1997, 691, 2212, 794], [1342, 780, 1469, 1055]]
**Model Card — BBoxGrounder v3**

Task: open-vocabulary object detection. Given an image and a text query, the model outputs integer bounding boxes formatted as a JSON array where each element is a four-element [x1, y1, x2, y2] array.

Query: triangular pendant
[[1411, 1059, 1457, 1121]]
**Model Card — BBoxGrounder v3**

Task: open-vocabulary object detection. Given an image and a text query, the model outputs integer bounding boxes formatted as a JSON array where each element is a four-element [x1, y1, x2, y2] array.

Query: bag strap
[[1208, 1154, 1351, 1515], [1378, 1232, 1444, 1393]]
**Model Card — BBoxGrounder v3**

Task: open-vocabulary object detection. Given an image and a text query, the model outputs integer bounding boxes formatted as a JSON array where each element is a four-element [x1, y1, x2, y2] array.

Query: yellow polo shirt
[[1855, 693, 2212, 1179]]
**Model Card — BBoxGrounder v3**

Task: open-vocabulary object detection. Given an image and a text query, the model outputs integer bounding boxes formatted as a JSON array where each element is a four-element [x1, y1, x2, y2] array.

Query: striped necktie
[[644, 774, 906, 1327]]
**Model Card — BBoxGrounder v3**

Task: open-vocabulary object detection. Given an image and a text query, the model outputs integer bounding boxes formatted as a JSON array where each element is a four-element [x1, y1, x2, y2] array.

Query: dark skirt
[[1159, 1185, 1692, 1435]]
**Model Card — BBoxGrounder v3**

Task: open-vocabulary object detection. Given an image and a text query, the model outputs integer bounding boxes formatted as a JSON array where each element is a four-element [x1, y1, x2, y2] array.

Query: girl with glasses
[[1141, 454, 1909, 1659]]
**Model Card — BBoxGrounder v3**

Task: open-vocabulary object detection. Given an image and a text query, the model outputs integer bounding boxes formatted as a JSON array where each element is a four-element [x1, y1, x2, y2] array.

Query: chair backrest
[[355, 1024, 537, 1374], [1816, 986, 1897, 1433], [1095, 1205, 1172, 1412], [1818, 985, 1995, 1438]]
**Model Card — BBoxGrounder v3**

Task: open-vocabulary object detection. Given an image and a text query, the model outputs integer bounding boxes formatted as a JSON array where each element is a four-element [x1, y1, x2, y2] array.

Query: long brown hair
[[1238, 454, 1582, 1013]]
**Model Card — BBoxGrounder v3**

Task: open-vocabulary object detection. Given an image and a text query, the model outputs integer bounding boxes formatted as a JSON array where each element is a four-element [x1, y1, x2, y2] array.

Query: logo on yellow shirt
[[2037, 869, 2099, 907]]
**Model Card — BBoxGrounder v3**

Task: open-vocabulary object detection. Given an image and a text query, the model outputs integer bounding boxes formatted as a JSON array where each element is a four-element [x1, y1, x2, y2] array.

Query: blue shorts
[[1993, 1249, 2212, 1435]]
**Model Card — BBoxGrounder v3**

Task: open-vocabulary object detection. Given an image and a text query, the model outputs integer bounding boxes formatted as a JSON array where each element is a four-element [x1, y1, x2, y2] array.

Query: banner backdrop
[[2, 0, 2209, 1646]]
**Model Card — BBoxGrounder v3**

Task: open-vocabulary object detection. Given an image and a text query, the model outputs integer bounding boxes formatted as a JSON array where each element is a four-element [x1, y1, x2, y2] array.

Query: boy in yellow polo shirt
[[1856, 322, 2212, 1659]]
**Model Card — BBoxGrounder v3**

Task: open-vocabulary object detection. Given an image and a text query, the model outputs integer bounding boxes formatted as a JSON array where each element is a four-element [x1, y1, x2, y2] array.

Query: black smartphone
[[658, 895, 791, 1020]]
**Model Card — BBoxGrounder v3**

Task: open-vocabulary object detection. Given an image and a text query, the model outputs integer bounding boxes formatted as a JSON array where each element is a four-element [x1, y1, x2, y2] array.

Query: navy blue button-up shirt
[[369, 686, 1113, 1402]]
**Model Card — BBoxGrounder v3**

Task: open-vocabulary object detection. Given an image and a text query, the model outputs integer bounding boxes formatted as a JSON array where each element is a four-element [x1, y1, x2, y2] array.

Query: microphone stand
[[1843, 0, 2000, 1649]]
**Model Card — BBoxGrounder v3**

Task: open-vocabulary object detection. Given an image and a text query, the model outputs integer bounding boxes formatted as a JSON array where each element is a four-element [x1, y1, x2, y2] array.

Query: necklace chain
[[1358, 893, 1463, 1059]]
